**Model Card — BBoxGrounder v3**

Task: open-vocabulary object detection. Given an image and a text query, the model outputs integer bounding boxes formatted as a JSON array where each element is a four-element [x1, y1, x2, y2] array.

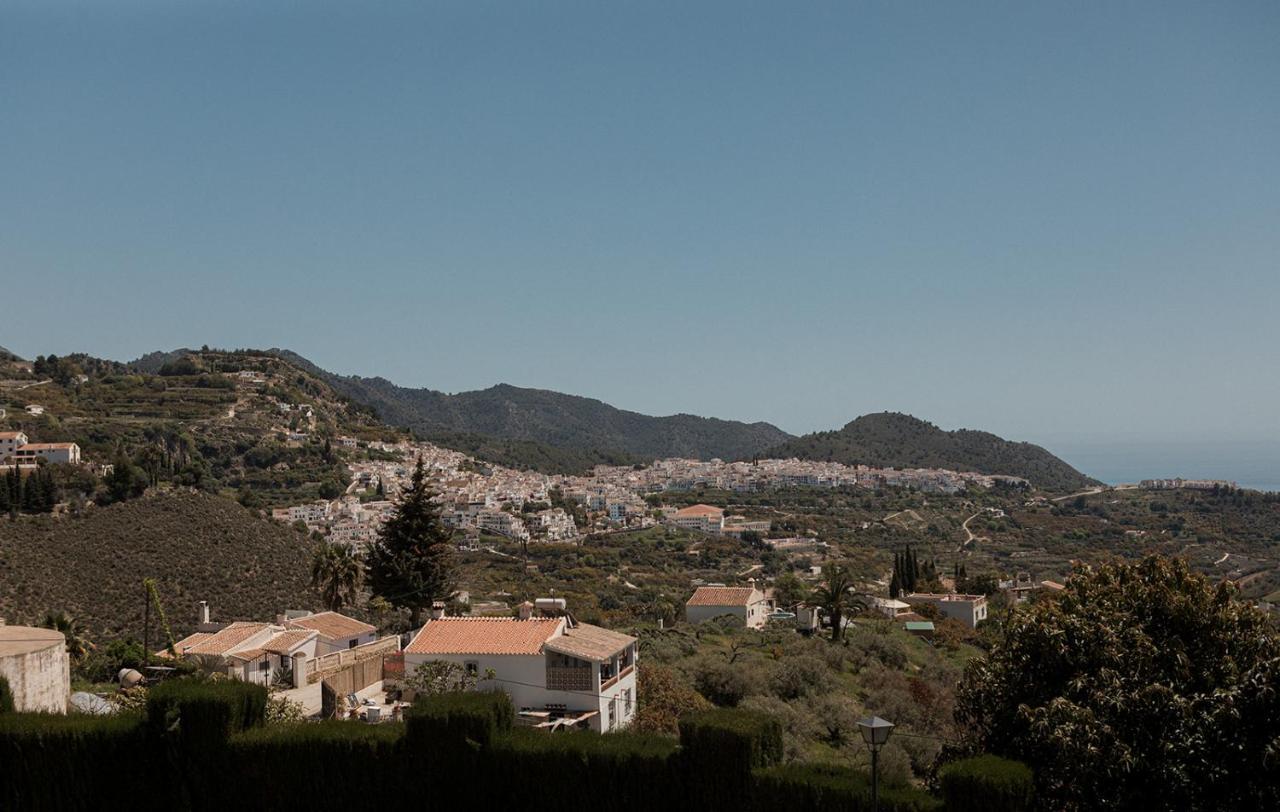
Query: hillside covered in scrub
[[0, 348, 406, 508], [0, 491, 316, 640]]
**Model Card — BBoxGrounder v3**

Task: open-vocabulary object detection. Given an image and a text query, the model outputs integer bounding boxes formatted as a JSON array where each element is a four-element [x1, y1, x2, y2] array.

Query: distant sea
[[1050, 440, 1280, 494]]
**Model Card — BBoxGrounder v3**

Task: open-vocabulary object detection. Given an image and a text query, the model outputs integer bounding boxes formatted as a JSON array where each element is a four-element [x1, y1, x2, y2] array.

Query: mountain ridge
[[119, 347, 1095, 488], [267, 348, 794, 462]]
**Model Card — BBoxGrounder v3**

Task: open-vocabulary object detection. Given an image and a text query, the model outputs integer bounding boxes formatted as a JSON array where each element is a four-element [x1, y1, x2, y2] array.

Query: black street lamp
[[858, 715, 895, 812]]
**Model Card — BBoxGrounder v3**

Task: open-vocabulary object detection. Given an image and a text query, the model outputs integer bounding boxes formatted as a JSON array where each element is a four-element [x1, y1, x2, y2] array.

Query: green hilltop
[[764, 411, 1099, 492]]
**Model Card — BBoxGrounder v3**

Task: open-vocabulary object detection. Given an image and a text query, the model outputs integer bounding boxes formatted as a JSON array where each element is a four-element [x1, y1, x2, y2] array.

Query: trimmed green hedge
[[146, 678, 268, 745], [755, 763, 943, 812], [0, 676, 13, 714], [224, 722, 407, 807], [0, 680, 1034, 812], [404, 690, 513, 750], [0, 712, 156, 810], [487, 727, 680, 807], [939, 755, 1034, 812], [679, 707, 784, 770], [679, 707, 784, 806]]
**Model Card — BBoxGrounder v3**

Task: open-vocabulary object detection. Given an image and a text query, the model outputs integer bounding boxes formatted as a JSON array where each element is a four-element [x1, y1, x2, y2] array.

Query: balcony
[[601, 664, 634, 691]]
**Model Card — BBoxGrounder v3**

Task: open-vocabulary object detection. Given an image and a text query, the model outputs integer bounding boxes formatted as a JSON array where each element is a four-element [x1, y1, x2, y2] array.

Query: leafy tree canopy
[[953, 555, 1280, 810]]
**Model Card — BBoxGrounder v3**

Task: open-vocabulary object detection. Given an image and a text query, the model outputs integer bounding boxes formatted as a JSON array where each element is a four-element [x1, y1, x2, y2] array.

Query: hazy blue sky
[[4, 0, 1278, 450]]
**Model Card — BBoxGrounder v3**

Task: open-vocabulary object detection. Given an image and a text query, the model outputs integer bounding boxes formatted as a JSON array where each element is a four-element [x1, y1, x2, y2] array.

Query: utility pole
[[142, 581, 150, 674]]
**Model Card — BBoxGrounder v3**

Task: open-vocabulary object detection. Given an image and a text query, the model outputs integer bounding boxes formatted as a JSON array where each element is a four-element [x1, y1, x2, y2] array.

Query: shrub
[[754, 763, 943, 812], [486, 728, 680, 807], [225, 722, 405, 807], [147, 678, 268, 745], [0, 712, 154, 810], [679, 707, 783, 805], [938, 755, 1034, 812], [0, 676, 13, 714], [404, 690, 513, 750]]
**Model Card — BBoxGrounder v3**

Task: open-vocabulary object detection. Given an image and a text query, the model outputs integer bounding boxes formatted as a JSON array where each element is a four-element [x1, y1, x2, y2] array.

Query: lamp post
[[858, 715, 895, 812]]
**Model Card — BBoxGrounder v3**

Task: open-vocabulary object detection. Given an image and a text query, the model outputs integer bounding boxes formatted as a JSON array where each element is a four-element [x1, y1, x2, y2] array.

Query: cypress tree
[[366, 457, 456, 626], [41, 470, 58, 512]]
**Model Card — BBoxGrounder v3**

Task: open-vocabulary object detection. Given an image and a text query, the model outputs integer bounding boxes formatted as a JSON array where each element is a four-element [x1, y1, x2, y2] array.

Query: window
[[348, 639, 359, 649], [623, 688, 633, 716], [259, 659, 269, 672], [465, 661, 479, 677], [608, 701, 616, 730]]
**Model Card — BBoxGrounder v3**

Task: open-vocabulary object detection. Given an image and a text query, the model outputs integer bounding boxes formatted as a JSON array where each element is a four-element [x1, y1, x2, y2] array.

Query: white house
[[671, 504, 725, 534], [164, 622, 319, 688], [903, 592, 988, 628], [872, 598, 914, 619], [0, 431, 28, 461], [402, 612, 638, 733], [286, 611, 377, 654], [12, 442, 80, 466], [684, 584, 772, 629]]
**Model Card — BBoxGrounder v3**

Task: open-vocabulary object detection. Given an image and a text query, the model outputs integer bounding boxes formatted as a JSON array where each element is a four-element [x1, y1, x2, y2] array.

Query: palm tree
[[811, 563, 867, 643], [41, 611, 94, 662], [310, 541, 364, 612]]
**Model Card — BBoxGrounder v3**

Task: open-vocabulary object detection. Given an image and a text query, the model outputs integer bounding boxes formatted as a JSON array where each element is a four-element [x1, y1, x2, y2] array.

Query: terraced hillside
[[0, 349, 407, 507]]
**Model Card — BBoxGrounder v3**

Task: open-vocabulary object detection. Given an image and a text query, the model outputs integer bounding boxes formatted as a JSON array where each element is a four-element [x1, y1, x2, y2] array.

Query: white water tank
[[0, 626, 70, 713], [534, 598, 567, 614]]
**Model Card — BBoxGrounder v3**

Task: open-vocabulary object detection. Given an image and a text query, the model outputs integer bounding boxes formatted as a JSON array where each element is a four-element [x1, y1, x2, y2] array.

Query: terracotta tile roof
[[286, 611, 375, 640], [674, 504, 725, 518], [179, 622, 271, 656], [165, 631, 214, 656], [544, 623, 635, 663], [405, 618, 563, 656], [15, 442, 77, 450], [0, 432, 25, 440], [262, 629, 316, 654], [686, 586, 760, 607]]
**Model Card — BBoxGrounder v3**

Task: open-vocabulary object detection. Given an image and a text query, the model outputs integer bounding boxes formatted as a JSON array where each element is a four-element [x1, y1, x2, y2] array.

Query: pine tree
[[889, 570, 901, 599], [366, 457, 456, 626]]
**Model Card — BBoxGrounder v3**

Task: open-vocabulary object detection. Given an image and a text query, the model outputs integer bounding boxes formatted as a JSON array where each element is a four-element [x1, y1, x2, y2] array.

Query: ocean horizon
[[1051, 440, 1280, 494]]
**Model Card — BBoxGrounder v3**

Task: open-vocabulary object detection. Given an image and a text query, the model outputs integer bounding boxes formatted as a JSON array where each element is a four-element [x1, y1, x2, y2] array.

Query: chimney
[[429, 602, 446, 620], [198, 601, 210, 626], [275, 613, 287, 626], [517, 601, 535, 620]]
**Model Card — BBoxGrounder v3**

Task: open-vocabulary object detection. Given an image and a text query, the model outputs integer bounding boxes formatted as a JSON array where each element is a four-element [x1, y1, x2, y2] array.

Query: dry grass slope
[[0, 491, 315, 641]]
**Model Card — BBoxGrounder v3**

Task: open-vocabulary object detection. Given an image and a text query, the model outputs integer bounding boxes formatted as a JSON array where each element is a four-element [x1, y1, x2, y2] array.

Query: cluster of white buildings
[[574, 456, 1026, 496], [279, 435, 1029, 549], [1140, 478, 1238, 491]]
